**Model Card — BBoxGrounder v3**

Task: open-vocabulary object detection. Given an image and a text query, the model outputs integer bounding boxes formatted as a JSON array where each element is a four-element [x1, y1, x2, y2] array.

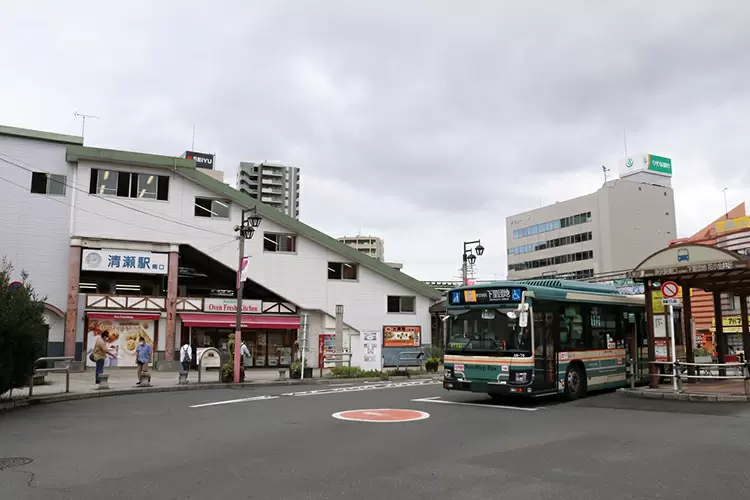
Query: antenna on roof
[[74, 111, 100, 141], [192, 124, 196, 150], [602, 165, 611, 183], [623, 127, 628, 157]]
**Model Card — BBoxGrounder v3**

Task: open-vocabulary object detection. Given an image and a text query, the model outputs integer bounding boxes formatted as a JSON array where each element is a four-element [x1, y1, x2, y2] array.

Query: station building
[[0, 124, 441, 371]]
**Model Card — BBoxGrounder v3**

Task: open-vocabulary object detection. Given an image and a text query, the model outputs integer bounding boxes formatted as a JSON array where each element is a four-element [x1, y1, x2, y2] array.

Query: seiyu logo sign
[[185, 151, 214, 169]]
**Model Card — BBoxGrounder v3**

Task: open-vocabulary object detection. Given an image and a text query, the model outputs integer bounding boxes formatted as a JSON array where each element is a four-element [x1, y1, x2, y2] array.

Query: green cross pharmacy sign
[[624, 153, 672, 176]]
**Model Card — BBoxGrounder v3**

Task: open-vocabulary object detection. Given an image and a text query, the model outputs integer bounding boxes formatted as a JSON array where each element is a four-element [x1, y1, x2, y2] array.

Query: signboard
[[716, 216, 750, 234], [653, 315, 667, 338], [86, 316, 157, 368], [360, 330, 382, 371], [203, 298, 261, 313], [449, 287, 524, 306], [655, 339, 669, 361], [7, 280, 22, 291], [662, 298, 680, 306], [82, 249, 168, 275], [383, 325, 421, 347], [185, 150, 215, 169], [712, 316, 750, 329], [661, 281, 679, 298], [619, 152, 672, 178]]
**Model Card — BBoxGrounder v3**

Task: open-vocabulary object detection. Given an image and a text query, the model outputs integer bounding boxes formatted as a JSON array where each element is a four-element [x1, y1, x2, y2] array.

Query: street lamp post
[[461, 240, 485, 285], [234, 206, 263, 384]]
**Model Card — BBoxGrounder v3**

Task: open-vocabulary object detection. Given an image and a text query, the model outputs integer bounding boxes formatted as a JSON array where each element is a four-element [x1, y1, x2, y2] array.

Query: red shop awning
[[179, 313, 300, 330], [87, 312, 161, 321]]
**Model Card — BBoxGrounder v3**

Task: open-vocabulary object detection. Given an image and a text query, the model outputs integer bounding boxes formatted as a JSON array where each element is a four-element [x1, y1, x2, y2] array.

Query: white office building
[[506, 153, 677, 280], [0, 124, 440, 371], [237, 161, 300, 219]]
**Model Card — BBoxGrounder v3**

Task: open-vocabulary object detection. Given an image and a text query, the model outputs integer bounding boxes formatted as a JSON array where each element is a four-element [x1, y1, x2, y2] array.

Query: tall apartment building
[[237, 162, 300, 218], [337, 235, 385, 261], [505, 153, 677, 280]]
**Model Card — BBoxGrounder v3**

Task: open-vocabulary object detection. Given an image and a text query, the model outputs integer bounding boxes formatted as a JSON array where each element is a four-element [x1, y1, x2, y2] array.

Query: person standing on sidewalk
[[92, 331, 110, 387], [135, 337, 152, 385], [180, 342, 192, 376]]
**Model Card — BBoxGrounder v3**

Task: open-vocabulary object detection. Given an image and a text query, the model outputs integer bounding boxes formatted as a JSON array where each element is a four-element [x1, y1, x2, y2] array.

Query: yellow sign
[[711, 316, 750, 328], [715, 216, 750, 234], [651, 286, 691, 314], [463, 290, 477, 303]]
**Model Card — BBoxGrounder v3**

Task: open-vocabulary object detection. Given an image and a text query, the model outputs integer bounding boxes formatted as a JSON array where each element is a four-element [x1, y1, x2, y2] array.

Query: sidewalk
[[0, 368, 440, 412], [619, 380, 750, 402]]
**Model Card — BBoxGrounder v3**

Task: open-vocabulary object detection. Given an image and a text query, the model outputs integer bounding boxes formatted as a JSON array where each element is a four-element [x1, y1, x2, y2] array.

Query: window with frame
[[89, 169, 169, 200], [588, 305, 620, 350], [263, 233, 297, 252], [194, 197, 230, 218], [30, 172, 66, 196], [328, 262, 358, 280], [387, 295, 415, 313], [559, 304, 586, 351]]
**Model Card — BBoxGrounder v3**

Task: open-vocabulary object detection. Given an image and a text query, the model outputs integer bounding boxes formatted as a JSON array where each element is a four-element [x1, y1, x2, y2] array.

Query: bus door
[[623, 310, 646, 383], [533, 309, 557, 392]]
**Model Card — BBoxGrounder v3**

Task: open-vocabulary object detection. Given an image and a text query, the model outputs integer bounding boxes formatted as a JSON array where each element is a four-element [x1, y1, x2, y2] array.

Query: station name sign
[[449, 287, 524, 306], [630, 261, 742, 279]]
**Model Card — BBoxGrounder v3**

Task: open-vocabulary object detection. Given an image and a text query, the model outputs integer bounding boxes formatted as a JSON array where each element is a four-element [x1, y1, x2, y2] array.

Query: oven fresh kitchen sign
[[203, 298, 261, 313]]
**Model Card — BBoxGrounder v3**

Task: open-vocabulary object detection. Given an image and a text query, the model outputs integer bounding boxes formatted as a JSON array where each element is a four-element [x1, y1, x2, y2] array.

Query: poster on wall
[[86, 314, 158, 368], [383, 326, 421, 348], [360, 331, 382, 371]]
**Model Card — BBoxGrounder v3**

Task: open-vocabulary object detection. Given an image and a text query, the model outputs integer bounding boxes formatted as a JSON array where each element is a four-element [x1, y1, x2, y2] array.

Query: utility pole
[[74, 111, 99, 140], [233, 207, 262, 383], [335, 305, 344, 367]]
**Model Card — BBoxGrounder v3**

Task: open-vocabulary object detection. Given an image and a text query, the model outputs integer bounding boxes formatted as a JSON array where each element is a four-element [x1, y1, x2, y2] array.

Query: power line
[[0, 153, 232, 238]]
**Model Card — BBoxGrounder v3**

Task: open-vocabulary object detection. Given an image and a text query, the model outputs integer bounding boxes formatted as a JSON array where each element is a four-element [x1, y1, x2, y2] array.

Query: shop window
[[263, 233, 296, 252], [194, 197, 230, 218], [387, 295, 416, 313], [89, 169, 169, 200], [30, 172, 66, 196], [328, 262, 358, 280]]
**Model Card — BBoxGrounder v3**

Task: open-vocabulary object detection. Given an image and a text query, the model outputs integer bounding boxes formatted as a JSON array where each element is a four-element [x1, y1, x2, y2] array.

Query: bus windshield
[[446, 307, 532, 357]]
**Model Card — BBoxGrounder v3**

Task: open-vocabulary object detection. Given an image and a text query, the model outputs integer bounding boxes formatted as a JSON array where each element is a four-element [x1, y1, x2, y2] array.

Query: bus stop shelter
[[628, 244, 750, 388]]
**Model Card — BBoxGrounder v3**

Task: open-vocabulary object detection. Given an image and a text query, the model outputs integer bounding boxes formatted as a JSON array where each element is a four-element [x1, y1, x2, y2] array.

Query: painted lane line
[[190, 395, 279, 408], [411, 396, 542, 412], [285, 380, 440, 397], [332, 408, 430, 423]]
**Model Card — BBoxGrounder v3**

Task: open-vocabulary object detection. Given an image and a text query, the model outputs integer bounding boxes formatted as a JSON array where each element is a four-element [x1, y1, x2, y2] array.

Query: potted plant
[[289, 359, 313, 379]]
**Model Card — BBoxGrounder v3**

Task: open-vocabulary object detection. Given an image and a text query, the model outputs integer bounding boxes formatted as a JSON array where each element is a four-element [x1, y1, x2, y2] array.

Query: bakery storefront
[[179, 298, 300, 368]]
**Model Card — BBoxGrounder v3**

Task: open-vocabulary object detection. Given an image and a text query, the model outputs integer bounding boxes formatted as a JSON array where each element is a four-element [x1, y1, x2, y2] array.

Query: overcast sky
[[2, 1, 749, 281]]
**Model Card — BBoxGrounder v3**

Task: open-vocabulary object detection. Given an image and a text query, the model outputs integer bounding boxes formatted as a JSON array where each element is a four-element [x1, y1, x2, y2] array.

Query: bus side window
[[559, 305, 585, 351]]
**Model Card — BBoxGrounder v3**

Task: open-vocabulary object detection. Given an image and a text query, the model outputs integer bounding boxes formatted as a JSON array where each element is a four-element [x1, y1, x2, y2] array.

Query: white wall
[[0, 136, 72, 312], [71, 161, 434, 355]]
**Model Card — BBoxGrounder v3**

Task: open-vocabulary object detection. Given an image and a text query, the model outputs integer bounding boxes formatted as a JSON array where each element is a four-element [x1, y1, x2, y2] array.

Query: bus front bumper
[[444, 379, 534, 395]]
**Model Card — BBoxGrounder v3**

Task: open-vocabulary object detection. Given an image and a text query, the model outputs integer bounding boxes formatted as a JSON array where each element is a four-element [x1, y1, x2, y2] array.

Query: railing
[[648, 360, 750, 396], [197, 348, 222, 384], [396, 351, 425, 371], [319, 352, 352, 377], [29, 357, 74, 397]]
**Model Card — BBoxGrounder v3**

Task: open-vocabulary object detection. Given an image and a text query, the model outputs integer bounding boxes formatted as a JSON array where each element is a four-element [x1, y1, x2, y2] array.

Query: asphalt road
[[2, 380, 750, 499]]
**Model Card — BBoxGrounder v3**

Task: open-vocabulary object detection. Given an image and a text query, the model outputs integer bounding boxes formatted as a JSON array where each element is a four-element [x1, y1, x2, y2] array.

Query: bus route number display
[[450, 287, 524, 305]]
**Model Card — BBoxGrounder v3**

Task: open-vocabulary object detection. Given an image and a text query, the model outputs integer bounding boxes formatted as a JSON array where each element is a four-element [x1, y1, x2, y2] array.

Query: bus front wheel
[[564, 364, 586, 400]]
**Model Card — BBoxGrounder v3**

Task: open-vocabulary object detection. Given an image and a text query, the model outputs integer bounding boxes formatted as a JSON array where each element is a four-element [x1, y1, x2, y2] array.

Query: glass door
[[533, 306, 557, 392]]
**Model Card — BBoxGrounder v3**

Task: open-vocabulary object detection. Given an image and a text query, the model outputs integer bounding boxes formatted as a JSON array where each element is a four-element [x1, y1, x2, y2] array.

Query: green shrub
[[0, 258, 47, 398], [328, 366, 381, 378], [423, 345, 444, 361]]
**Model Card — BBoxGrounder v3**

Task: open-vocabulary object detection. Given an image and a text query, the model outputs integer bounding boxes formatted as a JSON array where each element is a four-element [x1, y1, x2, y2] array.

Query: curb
[[0, 375, 440, 413], [618, 388, 749, 403]]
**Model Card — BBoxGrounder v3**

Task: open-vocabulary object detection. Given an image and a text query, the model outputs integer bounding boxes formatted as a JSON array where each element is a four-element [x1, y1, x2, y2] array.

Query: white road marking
[[190, 395, 279, 408], [411, 396, 542, 412]]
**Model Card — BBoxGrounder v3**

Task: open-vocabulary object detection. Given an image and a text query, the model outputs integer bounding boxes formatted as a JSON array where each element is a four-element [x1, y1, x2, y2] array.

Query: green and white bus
[[443, 279, 647, 400]]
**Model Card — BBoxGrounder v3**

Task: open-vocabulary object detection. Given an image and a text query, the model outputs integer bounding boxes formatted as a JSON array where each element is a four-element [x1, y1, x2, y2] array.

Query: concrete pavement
[[3, 383, 750, 499]]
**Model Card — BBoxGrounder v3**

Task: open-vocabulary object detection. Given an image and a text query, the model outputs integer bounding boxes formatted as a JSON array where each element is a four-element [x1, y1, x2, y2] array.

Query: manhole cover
[[0, 458, 33, 470]]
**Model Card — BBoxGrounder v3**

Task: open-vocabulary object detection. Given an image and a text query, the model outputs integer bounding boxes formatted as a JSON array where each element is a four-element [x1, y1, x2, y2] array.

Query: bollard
[[178, 371, 189, 385], [97, 373, 110, 390], [139, 371, 152, 387]]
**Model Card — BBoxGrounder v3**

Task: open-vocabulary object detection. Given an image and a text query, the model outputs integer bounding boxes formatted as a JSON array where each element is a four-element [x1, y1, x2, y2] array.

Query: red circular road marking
[[332, 408, 430, 423]]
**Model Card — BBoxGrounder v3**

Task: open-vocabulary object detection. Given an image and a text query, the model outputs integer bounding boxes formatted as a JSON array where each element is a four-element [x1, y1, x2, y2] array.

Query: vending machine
[[318, 333, 336, 368]]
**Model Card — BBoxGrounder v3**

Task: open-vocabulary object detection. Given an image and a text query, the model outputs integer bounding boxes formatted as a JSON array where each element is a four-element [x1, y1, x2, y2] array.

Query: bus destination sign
[[449, 287, 524, 305]]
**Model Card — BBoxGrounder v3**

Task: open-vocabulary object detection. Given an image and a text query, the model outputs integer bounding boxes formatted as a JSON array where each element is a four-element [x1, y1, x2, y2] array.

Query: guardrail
[[396, 351, 425, 371], [29, 356, 74, 397], [648, 360, 750, 396], [197, 347, 222, 384]]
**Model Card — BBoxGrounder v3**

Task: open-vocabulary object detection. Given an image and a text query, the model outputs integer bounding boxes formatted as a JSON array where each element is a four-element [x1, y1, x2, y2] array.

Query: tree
[[0, 257, 47, 398]]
